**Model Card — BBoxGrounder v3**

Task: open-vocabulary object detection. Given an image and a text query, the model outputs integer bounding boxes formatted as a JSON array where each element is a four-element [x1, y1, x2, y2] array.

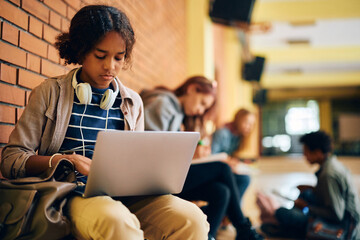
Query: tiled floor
[[216, 155, 360, 240]]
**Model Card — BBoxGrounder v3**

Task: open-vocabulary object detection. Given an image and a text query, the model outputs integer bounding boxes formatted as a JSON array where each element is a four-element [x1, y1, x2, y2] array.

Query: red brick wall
[[0, 0, 187, 177]]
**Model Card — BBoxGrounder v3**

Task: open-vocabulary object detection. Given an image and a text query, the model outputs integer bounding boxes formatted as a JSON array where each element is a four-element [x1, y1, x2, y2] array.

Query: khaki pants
[[67, 194, 209, 240]]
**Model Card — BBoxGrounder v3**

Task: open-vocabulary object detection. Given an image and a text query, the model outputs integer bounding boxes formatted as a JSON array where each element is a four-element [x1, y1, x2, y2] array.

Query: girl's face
[[182, 85, 215, 117], [80, 31, 126, 89], [236, 114, 256, 136]]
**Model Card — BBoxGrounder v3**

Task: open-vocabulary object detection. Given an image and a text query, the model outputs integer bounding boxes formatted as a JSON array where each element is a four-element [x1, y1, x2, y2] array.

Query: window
[[285, 100, 320, 135], [262, 100, 320, 155]]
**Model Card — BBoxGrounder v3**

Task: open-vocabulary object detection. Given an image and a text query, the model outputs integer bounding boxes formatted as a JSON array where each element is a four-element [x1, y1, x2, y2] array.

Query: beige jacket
[[1, 68, 144, 179]]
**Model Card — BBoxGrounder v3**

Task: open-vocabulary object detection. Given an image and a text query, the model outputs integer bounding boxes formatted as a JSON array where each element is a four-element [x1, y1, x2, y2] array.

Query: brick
[[61, 18, 70, 32], [63, 0, 81, 10], [67, 6, 76, 20], [18, 69, 45, 89], [80, 0, 93, 4], [0, 64, 17, 84], [43, 0, 67, 17], [0, 41, 26, 68], [41, 59, 66, 77], [26, 53, 41, 73], [0, 105, 16, 124], [22, 0, 49, 23], [50, 11, 62, 30], [43, 24, 60, 45], [59, 58, 66, 66], [2, 21, 19, 45], [29, 16, 43, 38], [8, 0, 20, 6], [0, 83, 25, 106], [0, 125, 14, 144], [47, 44, 59, 63], [0, 1, 28, 29], [16, 107, 24, 121], [19, 31, 47, 58]]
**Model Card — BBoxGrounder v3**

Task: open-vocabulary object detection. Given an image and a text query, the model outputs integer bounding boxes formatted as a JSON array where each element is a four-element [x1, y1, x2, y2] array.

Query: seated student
[[259, 131, 360, 239], [141, 77, 263, 240], [0, 5, 209, 240], [211, 108, 256, 203]]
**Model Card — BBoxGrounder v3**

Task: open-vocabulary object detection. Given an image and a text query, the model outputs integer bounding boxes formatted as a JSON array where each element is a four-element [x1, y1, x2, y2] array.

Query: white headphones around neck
[[72, 68, 120, 110]]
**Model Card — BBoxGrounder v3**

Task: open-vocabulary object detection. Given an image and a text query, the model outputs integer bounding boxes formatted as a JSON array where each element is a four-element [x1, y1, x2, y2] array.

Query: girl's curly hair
[[55, 5, 135, 68]]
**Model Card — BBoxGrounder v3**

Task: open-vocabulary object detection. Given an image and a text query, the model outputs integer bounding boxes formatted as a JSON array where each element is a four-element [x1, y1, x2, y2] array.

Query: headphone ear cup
[[75, 83, 92, 105], [100, 89, 116, 110]]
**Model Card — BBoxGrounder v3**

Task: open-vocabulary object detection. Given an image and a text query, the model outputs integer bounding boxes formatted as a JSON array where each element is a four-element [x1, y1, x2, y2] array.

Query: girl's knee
[[177, 200, 210, 238], [275, 207, 288, 221], [236, 174, 251, 185], [218, 161, 232, 170], [212, 182, 231, 202], [161, 196, 209, 239]]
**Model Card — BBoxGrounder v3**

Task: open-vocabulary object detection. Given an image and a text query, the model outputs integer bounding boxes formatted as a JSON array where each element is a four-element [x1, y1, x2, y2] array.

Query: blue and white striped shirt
[[59, 84, 124, 183]]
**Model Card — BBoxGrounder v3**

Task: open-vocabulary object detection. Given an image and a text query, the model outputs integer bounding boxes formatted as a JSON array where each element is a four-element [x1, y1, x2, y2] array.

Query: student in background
[[211, 108, 256, 203], [1, 5, 209, 240], [259, 131, 360, 239], [141, 77, 263, 240]]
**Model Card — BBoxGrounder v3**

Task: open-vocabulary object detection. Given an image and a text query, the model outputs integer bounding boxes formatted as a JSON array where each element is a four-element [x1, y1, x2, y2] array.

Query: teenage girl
[[1, 5, 209, 240], [141, 77, 263, 240], [211, 108, 257, 203]]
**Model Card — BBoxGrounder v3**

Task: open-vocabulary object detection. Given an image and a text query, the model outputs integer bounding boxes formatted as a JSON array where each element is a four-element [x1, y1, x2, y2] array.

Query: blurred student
[[141, 77, 263, 240], [1, 5, 209, 240], [259, 131, 360, 239], [211, 108, 256, 202]]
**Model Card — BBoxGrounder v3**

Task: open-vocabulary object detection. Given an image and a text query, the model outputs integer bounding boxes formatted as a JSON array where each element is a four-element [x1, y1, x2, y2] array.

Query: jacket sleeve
[[1, 84, 51, 179], [123, 88, 144, 132], [135, 97, 145, 131], [143, 96, 179, 131]]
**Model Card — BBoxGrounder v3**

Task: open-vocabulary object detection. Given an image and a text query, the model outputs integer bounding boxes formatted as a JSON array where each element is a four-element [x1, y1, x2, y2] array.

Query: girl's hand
[[26, 154, 91, 177], [65, 153, 92, 176]]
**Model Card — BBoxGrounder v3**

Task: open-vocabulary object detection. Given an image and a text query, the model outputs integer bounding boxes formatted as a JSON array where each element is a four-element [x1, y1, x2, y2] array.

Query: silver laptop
[[83, 130, 200, 198]]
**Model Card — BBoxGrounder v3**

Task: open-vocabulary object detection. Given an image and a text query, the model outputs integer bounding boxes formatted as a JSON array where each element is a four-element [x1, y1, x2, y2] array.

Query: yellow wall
[[222, 29, 259, 157], [224, 29, 256, 115], [318, 99, 332, 135], [186, 0, 214, 79]]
